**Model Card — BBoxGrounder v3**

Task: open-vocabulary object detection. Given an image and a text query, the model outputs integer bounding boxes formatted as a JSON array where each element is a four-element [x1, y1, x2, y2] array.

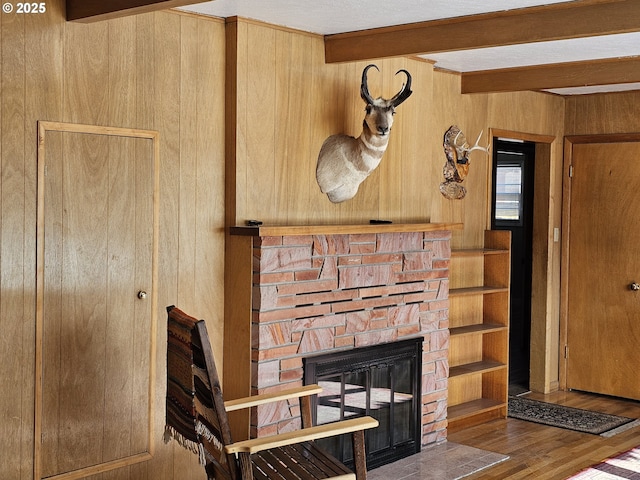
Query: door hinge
[[564, 345, 569, 359], [569, 165, 574, 178]]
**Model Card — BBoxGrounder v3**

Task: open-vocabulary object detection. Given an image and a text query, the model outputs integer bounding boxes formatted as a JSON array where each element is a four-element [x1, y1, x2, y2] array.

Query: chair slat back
[[165, 306, 240, 480]]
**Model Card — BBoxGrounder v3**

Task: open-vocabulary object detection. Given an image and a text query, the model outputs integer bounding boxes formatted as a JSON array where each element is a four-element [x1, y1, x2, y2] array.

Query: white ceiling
[[179, 0, 640, 95]]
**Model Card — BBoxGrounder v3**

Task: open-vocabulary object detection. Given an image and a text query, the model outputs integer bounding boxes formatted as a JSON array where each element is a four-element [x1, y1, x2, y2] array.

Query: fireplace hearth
[[304, 337, 423, 469]]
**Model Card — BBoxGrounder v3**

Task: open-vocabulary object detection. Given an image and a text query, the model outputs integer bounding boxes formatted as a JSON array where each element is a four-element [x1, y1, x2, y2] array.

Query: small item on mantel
[[370, 219, 392, 224], [246, 220, 263, 226]]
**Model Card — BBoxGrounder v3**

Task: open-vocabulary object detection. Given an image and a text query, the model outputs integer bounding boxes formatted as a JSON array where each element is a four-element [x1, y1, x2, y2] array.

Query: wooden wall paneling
[[135, 13, 155, 131], [307, 35, 333, 224], [153, 11, 190, 480], [399, 61, 433, 222], [530, 142, 554, 393], [1, 6, 27, 480], [245, 24, 276, 223], [0, 6, 227, 479], [178, 13, 199, 312], [133, 16, 156, 480], [378, 58, 407, 220], [195, 16, 226, 364], [24, 7, 64, 479], [308, 54, 336, 222], [63, 20, 109, 125], [109, 16, 137, 126], [26, 9, 64, 478], [232, 19, 249, 227], [107, 23, 147, 480], [274, 30, 314, 224], [225, 18, 239, 227], [223, 235, 254, 441], [274, 28, 292, 220], [429, 72, 467, 248], [565, 91, 640, 136]]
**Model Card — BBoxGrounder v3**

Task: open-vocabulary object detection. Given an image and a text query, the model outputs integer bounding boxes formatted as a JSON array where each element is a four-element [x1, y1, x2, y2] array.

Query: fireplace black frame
[[303, 336, 423, 470]]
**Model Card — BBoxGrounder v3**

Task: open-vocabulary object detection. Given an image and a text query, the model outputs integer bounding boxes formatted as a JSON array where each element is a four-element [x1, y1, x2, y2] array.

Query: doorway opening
[[491, 138, 535, 393]]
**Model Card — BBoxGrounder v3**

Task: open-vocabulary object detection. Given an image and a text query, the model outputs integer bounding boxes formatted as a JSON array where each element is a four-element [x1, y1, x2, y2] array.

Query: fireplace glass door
[[303, 337, 423, 470]]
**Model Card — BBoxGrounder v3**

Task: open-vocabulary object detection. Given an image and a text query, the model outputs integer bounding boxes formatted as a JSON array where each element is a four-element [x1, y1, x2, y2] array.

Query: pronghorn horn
[[389, 69, 413, 107], [360, 64, 379, 105]]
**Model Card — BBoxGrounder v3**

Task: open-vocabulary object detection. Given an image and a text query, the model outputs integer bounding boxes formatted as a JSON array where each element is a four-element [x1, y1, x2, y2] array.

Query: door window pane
[[495, 164, 523, 223]]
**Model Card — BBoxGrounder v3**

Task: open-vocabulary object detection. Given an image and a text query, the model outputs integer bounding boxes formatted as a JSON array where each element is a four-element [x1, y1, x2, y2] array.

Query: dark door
[[491, 139, 535, 390]]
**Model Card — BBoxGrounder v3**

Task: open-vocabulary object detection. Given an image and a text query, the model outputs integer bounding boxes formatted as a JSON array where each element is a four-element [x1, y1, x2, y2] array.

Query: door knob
[[630, 283, 640, 291], [137, 290, 147, 299]]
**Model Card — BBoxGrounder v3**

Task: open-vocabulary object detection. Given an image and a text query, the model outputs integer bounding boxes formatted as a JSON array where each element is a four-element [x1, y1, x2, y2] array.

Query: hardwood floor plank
[[448, 391, 640, 479]]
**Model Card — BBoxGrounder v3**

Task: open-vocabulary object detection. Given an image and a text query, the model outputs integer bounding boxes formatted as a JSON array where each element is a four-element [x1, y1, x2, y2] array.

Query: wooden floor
[[447, 390, 640, 479]]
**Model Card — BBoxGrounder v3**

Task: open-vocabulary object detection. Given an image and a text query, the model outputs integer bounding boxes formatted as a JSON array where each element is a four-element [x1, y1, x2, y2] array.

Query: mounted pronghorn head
[[316, 64, 413, 203], [359, 64, 413, 137]]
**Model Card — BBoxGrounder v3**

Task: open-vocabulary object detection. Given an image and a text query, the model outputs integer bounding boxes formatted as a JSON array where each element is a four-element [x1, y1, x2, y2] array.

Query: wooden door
[[565, 138, 640, 400], [35, 123, 159, 479]]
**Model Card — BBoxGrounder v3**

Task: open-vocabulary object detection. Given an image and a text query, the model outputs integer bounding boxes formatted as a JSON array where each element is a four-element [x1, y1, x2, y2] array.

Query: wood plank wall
[[227, 19, 566, 398], [565, 91, 640, 135], [0, 3, 225, 479], [228, 19, 566, 250]]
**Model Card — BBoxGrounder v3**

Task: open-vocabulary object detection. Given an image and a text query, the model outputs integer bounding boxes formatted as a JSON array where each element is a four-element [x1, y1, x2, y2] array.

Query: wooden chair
[[164, 306, 379, 480]]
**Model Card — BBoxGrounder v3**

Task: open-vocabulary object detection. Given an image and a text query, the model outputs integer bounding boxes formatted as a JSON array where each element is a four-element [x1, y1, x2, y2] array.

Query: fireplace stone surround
[[226, 223, 459, 452]]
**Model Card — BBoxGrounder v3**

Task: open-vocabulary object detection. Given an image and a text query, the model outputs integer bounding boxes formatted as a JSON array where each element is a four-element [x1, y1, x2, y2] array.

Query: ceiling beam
[[461, 57, 640, 94], [66, 0, 210, 22], [325, 0, 640, 63]]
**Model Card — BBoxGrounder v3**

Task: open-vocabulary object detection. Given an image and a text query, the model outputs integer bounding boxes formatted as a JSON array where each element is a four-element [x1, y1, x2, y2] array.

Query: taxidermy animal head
[[316, 64, 413, 203], [440, 125, 490, 200]]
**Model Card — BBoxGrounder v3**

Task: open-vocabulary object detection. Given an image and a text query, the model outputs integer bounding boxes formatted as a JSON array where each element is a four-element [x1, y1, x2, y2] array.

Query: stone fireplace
[[234, 224, 453, 457]]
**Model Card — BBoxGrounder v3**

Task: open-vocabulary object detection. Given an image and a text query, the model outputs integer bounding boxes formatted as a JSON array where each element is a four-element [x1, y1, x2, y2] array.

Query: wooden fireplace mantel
[[230, 222, 463, 237]]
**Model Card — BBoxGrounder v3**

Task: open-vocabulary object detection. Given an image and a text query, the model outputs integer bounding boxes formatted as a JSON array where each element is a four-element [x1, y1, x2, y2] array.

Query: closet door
[[36, 123, 159, 479]]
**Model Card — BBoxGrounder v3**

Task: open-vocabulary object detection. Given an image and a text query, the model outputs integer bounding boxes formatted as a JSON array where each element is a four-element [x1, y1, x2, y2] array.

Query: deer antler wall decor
[[316, 64, 412, 203], [440, 125, 490, 200]]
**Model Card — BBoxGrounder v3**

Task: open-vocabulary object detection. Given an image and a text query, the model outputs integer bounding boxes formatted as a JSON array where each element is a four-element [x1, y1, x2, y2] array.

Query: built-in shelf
[[448, 398, 505, 423], [451, 248, 509, 257], [450, 324, 507, 337], [449, 360, 506, 378], [449, 285, 509, 297], [447, 230, 511, 433]]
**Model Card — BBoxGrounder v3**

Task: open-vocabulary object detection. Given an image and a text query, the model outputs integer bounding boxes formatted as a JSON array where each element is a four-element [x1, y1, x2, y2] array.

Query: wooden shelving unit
[[447, 230, 511, 433]]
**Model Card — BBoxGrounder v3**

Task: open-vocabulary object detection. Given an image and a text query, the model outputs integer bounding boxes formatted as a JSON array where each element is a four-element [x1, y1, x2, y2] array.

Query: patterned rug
[[567, 446, 640, 479], [508, 396, 636, 435]]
